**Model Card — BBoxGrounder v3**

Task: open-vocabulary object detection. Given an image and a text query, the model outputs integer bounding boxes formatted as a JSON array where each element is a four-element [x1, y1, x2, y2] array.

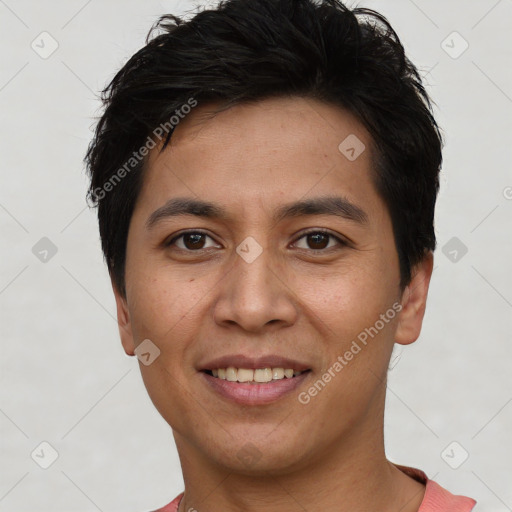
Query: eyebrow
[[145, 195, 369, 230]]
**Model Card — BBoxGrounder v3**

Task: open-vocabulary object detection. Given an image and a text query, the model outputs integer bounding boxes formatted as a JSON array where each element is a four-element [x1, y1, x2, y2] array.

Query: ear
[[395, 251, 434, 346], [111, 276, 135, 356]]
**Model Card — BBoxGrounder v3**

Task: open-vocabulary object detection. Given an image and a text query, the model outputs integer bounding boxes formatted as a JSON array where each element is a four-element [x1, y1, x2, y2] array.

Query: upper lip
[[199, 354, 311, 372]]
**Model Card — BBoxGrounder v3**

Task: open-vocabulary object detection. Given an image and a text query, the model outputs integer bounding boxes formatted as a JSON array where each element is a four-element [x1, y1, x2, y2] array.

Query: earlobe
[[111, 276, 135, 356], [394, 251, 434, 346]]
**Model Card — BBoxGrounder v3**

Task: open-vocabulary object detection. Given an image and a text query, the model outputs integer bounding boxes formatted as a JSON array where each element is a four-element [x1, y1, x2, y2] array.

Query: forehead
[[135, 96, 383, 224]]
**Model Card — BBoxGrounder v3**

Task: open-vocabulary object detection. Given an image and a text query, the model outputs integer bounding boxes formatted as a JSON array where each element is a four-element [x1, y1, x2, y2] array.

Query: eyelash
[[164, 229, 347, 253]]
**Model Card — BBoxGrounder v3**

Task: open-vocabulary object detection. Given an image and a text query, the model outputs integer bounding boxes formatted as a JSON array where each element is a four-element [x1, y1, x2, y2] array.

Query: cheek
[[127, 264, 211, 349], [303, 267, 398, 398], [308, 265, 396, 330], [303, 275, 396, 421]]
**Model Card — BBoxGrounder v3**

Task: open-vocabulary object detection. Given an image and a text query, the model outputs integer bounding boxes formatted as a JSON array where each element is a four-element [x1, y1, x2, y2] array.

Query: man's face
[[114, 96, 430, 473]]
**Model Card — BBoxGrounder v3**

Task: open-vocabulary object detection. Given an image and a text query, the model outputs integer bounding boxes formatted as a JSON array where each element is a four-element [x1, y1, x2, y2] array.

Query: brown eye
[[306, 232, 329, 250], [166, 231, 218, 251], [182, 233, 206, 250], [294, 230, 345, 251]]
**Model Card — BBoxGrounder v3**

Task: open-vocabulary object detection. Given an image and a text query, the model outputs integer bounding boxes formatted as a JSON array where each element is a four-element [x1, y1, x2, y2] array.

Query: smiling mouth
[[202, 367, 311, 384]]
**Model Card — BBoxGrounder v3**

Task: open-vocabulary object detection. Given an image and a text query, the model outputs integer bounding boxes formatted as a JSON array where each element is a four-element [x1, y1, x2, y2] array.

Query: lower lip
[[201, 371, 310, 405]]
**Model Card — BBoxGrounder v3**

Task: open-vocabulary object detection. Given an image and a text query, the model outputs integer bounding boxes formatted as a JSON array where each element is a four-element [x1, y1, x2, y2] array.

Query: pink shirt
[[151, 464, 476, 512]]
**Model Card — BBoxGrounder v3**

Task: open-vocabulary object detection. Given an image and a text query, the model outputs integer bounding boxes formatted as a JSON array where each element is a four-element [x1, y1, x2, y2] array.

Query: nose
[[212, 245, 298, 333]]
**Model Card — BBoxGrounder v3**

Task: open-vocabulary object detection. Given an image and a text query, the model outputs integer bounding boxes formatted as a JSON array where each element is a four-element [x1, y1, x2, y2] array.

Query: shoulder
[[395, 464, 477, 512], [420, 479, 476, 512]]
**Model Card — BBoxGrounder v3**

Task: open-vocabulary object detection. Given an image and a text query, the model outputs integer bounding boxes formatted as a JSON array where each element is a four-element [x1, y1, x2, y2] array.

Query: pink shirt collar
[[154, 464, 477, 512]]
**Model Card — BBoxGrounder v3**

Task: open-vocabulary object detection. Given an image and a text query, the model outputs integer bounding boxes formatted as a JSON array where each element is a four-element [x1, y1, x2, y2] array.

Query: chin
[[204, 433, 310, 476]]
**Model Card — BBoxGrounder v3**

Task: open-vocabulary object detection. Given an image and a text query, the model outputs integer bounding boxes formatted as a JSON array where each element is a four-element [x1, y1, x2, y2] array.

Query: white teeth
[[226, 367, 237, 382], [208, 367, 306, 383], [272, 368, 284, 380], [254, 368, 273, 383], [237, 368, 254, 382]]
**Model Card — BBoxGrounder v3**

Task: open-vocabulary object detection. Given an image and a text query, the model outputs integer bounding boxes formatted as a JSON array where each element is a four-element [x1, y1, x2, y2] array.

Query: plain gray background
[[1, 0, 511, 510]]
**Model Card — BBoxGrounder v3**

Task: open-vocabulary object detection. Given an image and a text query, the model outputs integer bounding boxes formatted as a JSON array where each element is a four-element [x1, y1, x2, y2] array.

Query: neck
[[173, 414, 425, 512]]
